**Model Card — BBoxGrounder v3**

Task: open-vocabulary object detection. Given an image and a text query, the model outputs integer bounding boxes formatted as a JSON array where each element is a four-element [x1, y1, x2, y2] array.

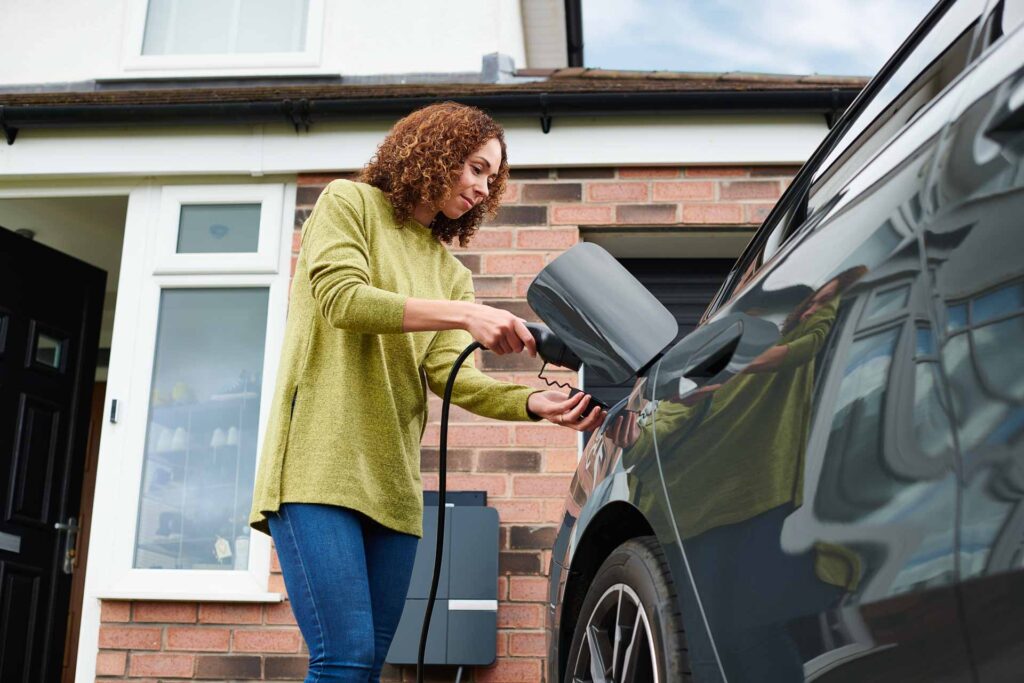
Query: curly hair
[[358, 101, 509, 247]]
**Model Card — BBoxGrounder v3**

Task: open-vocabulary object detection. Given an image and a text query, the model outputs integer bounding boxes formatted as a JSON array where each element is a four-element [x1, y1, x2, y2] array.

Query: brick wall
[[94, 165, 792, 682]]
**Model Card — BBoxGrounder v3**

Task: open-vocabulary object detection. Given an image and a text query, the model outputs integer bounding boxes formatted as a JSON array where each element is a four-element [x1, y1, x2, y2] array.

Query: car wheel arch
[[557, 500, 657, 680]]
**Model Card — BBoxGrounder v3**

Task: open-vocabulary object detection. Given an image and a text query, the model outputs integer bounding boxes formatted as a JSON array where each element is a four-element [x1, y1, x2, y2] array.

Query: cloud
[[582, 0, 937, 76]]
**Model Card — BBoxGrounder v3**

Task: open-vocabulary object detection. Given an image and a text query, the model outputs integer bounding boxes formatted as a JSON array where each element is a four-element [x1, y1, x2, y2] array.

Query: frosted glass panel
[[143, 0, 309, 55], [177, 204, 261, 254], [134, 288, 268, 570]]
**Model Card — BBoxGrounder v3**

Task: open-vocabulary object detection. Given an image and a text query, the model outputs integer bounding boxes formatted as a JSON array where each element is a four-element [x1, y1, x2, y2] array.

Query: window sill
[[95, 590, 284, 603]]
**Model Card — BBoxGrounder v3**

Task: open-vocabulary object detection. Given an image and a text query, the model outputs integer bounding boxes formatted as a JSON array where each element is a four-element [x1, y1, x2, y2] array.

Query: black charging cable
[[416, 340, 482, 683]]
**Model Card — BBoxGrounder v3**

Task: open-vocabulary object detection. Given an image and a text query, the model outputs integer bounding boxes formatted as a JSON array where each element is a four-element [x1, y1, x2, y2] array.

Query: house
[[0, 1, 864, 680]]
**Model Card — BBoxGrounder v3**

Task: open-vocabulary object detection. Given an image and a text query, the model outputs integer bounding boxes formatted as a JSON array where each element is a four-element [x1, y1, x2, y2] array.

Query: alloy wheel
[[571, 583, 658, 683]]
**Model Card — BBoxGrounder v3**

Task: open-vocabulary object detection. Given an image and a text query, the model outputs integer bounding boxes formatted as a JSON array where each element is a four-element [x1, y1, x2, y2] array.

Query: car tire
[[565, 536, 691, 683]]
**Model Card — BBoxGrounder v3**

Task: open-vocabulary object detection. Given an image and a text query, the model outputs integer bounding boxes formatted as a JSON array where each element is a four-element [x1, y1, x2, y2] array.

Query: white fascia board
[[0, 114, 828, 180]]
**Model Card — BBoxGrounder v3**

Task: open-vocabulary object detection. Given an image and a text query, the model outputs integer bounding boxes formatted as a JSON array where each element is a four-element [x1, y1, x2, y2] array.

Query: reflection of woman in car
[[647, 266, 866, 681]]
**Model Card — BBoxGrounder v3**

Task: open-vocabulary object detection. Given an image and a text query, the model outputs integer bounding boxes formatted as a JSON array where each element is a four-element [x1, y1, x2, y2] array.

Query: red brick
[[100, 601, 131, 623], [497, 576, 509, 601], [681, 203, 744, 225], [500, 183, 520, 203], [96, 651, 127, 676], [515, 228, 578, 250], [476, 658, 544, 682], [545, 449, 580, 473], [98, 626, 161, 650], [422, 424, 510, 447], [514, 276, 533, 298], [616, 204, 677, 224], [268, 573, 287, 593], [444, 473, 508, 497], [720, 180, 781, 200], [167, 626, 231, 651], [514, 424, 578, 447], [513, 474, 574, 497], [270, 547, 281, 573], [198, 603, 262, 624], [491, 499, 544, 523], [457, 228, 513, 250], [471, 276, 515, 297], [509, 631, 547, 656], [495, 630, 508, 657], [751, 165, 801, 177], [509, 526, 558, 550], [509, 576, 548, 602], [522, 183, 582, 202], [544, 499, 567, 522], [586, 182, 648, 202], [496, 603, 544, 629], [684, 166, 749, 177], [129, 653, 195, 678], [477, 450, 541, 472], [550, 205, 614, 225], [619, 167, 679, 178], [233, 628, 302, 653], [652, 181, 714, 201], [265, 601, 299, 625], [291, 230, 302, 252], [482, 253, 546, 275], [500, 551, 542, 574], [746, 203, 776, 225]]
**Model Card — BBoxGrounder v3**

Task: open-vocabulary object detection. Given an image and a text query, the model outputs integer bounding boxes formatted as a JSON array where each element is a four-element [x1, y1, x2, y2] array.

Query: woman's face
[[438, 137, 502, 220]]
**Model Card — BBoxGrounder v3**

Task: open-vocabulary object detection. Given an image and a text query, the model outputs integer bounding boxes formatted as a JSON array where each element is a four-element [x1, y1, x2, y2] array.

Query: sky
[[582, 0, 938, 77]]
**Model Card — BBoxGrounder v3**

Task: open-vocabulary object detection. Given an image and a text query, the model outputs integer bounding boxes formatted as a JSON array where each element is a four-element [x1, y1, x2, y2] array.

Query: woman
[[249, 102, 605, 682]]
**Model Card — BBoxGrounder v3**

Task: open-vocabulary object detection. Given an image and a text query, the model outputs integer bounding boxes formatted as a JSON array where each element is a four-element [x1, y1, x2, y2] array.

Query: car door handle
[[984, 79, 1024, 141]]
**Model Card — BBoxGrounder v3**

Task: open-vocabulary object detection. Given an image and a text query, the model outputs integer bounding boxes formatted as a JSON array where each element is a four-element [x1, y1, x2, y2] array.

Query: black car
[[537, 0, 1024, 680]]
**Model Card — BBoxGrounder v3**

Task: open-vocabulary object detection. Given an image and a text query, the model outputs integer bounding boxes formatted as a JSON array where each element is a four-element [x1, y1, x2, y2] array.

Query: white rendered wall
[[0, 115, 829, 180], [0, 0, 527, 85]]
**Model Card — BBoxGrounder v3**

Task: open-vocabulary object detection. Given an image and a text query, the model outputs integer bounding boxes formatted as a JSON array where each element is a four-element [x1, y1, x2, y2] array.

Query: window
[[142, 0, 310, 56], [704, 0, 986, 319], [91, 182, 293, 600], [155, 185, 283, 274], [134, 288, 269, 570], [809, 0, 984, 212], [123, 0, 324, 72]]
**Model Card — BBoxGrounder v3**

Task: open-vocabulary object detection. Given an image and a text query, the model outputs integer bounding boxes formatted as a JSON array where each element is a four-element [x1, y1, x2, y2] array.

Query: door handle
[[54, 517, 79, 574]]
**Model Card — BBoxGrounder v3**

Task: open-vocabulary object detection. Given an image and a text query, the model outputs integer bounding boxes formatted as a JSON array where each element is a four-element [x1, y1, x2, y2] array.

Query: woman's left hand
[[528, 390, 607, 432]]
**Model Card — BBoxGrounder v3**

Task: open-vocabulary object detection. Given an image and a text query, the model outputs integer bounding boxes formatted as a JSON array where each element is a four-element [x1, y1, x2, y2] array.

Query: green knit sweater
[[249, 179, 541, 537]]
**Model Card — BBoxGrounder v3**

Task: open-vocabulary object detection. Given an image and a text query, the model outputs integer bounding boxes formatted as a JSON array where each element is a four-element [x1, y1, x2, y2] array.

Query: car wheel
[[565, 536, 691, 683]]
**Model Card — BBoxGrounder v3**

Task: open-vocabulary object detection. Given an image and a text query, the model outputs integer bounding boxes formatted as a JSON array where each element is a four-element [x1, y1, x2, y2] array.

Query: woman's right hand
[[463, 302, 538, 357]]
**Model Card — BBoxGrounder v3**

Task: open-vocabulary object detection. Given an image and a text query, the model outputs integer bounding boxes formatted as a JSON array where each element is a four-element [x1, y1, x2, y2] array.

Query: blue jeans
[[268, 503, 419, 682]]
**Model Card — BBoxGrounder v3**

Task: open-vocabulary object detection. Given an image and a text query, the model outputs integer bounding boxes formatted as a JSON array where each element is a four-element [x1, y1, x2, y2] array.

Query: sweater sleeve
[[422, 269, 542, 422], [778, 297, 839, 370], [303, 183, 408, 334]]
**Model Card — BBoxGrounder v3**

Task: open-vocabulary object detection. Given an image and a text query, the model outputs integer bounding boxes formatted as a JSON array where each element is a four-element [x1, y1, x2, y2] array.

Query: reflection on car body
[[544, 2, 1024, 681]]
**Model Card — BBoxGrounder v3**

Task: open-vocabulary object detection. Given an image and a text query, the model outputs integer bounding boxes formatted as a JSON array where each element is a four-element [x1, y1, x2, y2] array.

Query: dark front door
[[0, 226, 105, 682]]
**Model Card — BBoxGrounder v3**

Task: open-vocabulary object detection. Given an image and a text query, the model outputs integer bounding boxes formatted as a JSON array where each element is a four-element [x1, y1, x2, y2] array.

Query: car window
[[809, 0, 983, 212], [704, 0, 984, 320]]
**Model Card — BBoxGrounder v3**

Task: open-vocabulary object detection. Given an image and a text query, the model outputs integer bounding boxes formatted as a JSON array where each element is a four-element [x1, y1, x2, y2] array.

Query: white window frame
[[90, 181, 295, 601], [154, 184, 283, 274], [120, 0, 325, 73]]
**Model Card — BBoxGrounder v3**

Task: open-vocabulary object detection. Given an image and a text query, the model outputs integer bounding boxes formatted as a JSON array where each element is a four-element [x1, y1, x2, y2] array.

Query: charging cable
[[416, 340, 482, 683]]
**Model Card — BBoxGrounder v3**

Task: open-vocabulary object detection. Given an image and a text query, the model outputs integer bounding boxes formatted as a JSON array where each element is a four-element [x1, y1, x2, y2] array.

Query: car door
[[922, 4, 1024, 679], [650, 2, 984, 680]]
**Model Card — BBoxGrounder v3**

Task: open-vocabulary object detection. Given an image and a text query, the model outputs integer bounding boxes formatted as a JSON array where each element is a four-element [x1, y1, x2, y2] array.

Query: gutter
[[0, 88, 859, 145]]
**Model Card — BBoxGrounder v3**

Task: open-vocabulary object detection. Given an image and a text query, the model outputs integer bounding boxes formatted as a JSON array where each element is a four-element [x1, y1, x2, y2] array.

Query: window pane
[[177, 204, 261, 254], [142, 0, 309, 55], [972, 283, 1024, 325], [134, 288, 268, 570], [34, 331, 65, 370], [867, 284, 911, 320]]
